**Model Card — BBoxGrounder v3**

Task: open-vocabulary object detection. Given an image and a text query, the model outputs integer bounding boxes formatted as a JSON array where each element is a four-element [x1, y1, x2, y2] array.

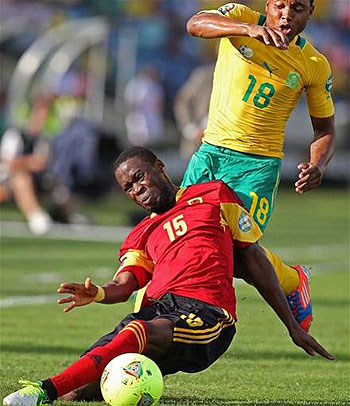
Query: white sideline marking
[[1, 221, 348, 256], [270, 245, 348, 262], [0, 221, 132, 243], [1, 259, 347, 309], [1, 221, 348, 309], [24, 272, 62, 284], [0, 294, 59, 308]]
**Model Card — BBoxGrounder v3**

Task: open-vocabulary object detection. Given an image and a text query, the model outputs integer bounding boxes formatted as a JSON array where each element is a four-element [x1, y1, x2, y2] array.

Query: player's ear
[[309, 3, 315, 17], [265, 0, 270, 13], [155, 159, 165, 173]]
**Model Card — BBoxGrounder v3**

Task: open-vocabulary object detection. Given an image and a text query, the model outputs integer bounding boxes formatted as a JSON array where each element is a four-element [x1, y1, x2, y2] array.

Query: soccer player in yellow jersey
[[182, 0, 336, 332]]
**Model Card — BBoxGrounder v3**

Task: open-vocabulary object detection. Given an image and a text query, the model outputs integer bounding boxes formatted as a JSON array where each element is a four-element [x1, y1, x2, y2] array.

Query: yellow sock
[[262, 246, 299, 295]]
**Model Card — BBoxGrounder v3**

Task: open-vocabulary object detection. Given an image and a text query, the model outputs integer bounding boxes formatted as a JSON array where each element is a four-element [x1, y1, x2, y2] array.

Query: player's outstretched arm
[[236, 244, 334, 360], [187, 12, 288, 49], [295, 115, 335, 194], [288, 325, 334, 359], [57, 272, 137, 312]]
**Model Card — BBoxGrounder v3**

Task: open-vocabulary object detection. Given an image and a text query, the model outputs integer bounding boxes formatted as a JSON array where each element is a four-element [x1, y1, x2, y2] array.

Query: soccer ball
[[100, 353, 163, 406]]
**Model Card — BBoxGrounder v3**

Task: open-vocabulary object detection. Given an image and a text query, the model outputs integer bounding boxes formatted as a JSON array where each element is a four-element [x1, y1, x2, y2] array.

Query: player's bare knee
[[146, 318, 173, 358]]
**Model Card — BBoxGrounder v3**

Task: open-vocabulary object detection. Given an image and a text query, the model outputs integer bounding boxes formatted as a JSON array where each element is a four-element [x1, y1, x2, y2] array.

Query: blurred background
[[1, 4, 349, 401], [0, 0, 349, 235]]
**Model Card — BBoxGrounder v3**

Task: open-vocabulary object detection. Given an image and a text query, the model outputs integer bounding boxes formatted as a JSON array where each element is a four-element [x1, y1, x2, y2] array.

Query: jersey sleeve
[[116, 225, 154, 289], [198, 3, 261, 24], [216, 3, 262, 25], [218, 181, 262, 248], [305, 53, 335, 118]]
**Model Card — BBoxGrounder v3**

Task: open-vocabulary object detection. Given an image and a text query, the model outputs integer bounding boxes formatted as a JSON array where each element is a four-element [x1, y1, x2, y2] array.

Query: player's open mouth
[[141, 195, 153, 206], [280, 24, 292, 35]]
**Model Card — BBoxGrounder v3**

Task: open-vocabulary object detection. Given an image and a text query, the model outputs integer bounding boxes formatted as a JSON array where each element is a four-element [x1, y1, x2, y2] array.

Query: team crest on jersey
[[325, 75, 333, 92], [286, 71, 300, 89], [187, 197, 203, 205], [238, 212, 252, 232], [239, 45, 254, 59], [218, 3, 235, 15]]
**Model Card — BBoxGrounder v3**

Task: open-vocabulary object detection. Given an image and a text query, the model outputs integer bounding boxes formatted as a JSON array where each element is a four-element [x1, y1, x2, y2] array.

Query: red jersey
[[118, 180, 262, 318]]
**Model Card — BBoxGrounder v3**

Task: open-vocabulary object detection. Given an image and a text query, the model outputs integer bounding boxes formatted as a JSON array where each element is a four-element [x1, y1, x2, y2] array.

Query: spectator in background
[[124, 66, 165, 147], [174, 63, 214, 161], [0, 93, 58, 235], [26, 91, 119, 225], [0, 127, 52, 236], [0, 91, 96, 232], [50, 117, 121, 203]]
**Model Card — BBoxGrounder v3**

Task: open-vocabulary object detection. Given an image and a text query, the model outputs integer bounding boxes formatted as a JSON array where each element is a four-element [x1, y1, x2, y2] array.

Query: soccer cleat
[[286, 265, 312, 331], [3, 381, 51, 406]]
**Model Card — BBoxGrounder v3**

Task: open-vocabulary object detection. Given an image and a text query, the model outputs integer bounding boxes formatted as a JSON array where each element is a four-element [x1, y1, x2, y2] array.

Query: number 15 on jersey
[[163, 214, 188, 242]]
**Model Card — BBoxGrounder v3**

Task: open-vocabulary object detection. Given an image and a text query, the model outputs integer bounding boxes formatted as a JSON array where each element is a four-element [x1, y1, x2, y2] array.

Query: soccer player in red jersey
[[3, 147, 333, 406]]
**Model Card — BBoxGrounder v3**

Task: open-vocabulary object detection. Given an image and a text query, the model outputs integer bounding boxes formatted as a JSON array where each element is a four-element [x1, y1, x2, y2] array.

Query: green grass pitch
[[1, 188, 349, 405]]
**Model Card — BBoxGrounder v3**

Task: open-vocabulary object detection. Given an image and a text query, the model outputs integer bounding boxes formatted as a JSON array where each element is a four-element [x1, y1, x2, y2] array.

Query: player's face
[[265, 0, 314, 40], [115, 156, 176, 214]]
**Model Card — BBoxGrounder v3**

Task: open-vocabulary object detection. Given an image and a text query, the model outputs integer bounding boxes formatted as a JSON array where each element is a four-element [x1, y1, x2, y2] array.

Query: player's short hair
[[310, 0, 314, 5], [115, 146, 158, 171]]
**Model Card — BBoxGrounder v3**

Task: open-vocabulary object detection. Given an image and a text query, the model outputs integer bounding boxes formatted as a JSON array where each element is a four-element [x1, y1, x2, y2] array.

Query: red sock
[[50, 320, 149, 397]]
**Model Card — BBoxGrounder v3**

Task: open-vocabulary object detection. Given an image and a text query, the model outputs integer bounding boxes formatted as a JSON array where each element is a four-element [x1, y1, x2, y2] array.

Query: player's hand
[[247, 25, 289, 49], [295, 162, 323, 194], [57, 277, 98, 313], [290, 327, 334, 360]]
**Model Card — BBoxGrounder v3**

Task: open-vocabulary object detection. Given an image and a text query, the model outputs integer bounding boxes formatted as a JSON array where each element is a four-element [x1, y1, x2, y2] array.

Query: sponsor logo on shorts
[[218, 3, 235, 15], [286, 71, 300, 89], [238, 212, 252, 232]]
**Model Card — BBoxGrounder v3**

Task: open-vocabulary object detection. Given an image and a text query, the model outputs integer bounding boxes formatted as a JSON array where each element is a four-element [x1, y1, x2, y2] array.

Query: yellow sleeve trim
[[175, 187, 187, 201], [116, 249, 154, 278], [220, 202, 262, 242], [94, 285, 105, 303]]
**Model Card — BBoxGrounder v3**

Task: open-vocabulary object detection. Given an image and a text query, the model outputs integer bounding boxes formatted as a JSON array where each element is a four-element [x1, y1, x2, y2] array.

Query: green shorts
[[181, 143, 282, 233]]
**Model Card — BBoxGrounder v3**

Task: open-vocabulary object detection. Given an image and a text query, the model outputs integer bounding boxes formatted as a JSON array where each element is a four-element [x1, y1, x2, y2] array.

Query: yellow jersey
[[202, 3, 334, 158]]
